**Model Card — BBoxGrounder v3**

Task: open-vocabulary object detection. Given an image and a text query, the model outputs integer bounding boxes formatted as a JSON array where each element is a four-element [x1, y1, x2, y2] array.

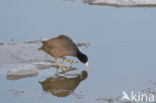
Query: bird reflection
[[39, 69, 88, 97]]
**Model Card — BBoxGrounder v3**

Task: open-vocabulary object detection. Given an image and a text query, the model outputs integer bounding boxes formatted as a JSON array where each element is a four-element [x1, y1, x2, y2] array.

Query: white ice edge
[[84, 0, 156, 6], [7, 64, 39, 75], [6, 61, 54, 76]]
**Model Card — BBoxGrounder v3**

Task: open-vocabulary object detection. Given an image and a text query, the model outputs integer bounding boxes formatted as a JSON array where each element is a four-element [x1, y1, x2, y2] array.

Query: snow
[[84, 0, 156, 7]]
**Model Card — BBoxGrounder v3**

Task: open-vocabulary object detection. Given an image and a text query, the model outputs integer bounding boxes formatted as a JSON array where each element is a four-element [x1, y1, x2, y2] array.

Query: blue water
[[0, 0, 156, 103]]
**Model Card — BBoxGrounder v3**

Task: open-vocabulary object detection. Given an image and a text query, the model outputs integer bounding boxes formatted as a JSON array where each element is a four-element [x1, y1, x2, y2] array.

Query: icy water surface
[[1, 0, 156, 103]]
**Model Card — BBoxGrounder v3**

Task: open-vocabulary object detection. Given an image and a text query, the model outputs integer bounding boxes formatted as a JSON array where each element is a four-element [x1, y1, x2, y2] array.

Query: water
[[0, 0, 156, 103]]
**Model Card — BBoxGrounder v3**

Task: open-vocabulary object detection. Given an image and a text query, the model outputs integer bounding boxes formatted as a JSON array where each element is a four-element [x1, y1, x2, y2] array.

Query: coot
[[39, 35, 88, 67]]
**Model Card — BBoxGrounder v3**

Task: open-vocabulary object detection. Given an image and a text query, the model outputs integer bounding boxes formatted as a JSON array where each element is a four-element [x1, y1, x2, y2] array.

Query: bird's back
[[40, 35, 79, 58]]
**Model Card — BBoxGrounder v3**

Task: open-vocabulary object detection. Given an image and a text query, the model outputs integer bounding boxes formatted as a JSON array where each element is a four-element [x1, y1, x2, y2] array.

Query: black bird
[[39, 35, 88, 67]]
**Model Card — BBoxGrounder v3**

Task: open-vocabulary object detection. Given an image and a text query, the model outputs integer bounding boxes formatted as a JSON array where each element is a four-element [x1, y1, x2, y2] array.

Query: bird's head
[[77, 52, 88, 67]]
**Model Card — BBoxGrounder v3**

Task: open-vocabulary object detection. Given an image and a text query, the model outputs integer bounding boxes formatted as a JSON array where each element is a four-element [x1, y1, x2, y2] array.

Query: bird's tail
[[38, 41, 47, 51], [41, 41, 47, 44], [38, 47, 43, 51]]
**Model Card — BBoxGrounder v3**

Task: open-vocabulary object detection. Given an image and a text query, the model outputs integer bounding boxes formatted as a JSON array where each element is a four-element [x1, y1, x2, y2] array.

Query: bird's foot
[[55, 64, 76, 74], [62, 57, 78, 64], [55, 64, 66, 74]]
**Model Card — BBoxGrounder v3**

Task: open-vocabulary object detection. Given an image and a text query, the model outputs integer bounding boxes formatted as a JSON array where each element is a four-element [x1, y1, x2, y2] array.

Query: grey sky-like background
[[0, 0, 156, 43]]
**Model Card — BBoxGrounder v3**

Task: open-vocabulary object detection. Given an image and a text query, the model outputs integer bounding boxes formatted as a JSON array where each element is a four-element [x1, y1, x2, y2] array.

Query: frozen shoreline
[[84, 0, 156, 7]]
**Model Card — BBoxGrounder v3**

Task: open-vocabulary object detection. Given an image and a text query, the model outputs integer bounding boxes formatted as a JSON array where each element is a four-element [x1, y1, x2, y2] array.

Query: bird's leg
[[61, 57, 65, 65], [55, 58, 59, 68], [61, 57, 71, 68], [55, 66, 59, 74], [60, 57, 65, 72], [61, 57, 78, 69], [55, 58, 59, 74]]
